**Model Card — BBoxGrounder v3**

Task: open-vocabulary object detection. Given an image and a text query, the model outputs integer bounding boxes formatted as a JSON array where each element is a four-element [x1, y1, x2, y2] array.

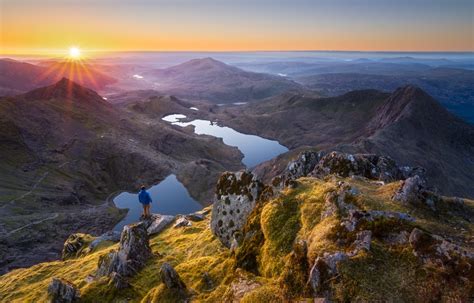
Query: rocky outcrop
[[96, 222, 151, 285], [272, 151, 323, 188], [141, 214, 175, 236], [61, 234, 90, 260], [312, 151, 409, 182], [160, 263, 187, 293], [309, 252, 348, 296], [47, 278, 80, 303], [211, 171, 265, 248], [392, 175, 426, 204], [409, 228, 474, 270]]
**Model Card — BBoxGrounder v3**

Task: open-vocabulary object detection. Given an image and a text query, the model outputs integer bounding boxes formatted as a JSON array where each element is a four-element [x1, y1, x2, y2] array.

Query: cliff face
[[1, 151, 472, 302]]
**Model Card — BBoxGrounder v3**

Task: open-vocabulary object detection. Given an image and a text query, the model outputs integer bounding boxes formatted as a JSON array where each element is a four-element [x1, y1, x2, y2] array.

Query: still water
[[113, 114, 288, 230]]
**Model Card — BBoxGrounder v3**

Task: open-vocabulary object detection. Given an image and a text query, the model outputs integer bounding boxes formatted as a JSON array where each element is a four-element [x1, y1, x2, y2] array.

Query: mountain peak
[[22, 77, 107, 104]]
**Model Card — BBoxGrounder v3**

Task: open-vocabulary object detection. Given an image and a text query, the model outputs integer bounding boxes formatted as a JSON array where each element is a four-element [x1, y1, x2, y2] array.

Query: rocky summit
[[0, 150, 472, 302]]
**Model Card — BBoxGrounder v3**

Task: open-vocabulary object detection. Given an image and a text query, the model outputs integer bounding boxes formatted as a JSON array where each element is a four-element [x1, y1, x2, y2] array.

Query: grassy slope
[[1, 177, 472, 302]]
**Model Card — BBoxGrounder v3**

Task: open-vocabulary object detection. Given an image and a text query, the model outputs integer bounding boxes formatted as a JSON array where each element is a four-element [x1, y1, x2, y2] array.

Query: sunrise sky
[[1, 0, 473, 55]]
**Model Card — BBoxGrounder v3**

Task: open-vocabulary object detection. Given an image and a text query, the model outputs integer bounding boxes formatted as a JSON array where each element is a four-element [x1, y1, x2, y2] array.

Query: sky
[[1, 0, 473, 54]]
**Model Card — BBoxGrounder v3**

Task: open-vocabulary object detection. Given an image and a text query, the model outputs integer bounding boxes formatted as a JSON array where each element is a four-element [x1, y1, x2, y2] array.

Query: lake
[[113, 114, 288, 231]]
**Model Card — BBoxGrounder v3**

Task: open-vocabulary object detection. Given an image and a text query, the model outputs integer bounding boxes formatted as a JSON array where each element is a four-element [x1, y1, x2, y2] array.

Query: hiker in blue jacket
[[138, 185, 152, 218]]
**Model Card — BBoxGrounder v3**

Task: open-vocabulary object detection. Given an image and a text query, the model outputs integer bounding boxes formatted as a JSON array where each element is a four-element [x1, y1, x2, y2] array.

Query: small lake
[[113, 174, 202, 231], [113, 114, 288, 231], [162, 114, 288, 168]]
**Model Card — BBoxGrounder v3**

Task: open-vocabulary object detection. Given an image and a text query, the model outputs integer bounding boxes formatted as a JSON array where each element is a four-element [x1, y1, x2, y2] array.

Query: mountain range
[[208, 86, 474, 199]]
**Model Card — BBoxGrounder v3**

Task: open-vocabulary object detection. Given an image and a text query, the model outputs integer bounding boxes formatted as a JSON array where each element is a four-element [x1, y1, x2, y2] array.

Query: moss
[[240, 285, 285, 303], [260, 190, 301, 277], [279, 240, 311, 299], [334, 242, 472, 302]]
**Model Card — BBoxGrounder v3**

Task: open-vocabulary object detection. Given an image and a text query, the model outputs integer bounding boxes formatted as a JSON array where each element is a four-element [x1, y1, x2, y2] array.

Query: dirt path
[[6, 213, 59, 236]]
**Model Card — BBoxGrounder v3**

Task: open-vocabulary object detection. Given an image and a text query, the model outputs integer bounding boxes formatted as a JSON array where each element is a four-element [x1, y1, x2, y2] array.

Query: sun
[[68, 47, 81, 59]]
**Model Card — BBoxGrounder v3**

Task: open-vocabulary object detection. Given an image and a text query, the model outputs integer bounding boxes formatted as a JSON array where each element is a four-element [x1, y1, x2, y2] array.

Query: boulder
[[160, 263, 187, 293], [61, 233, 90, 260], [174, 217, 191, 228], [309, 252, 348, 295], [311, 151, 405, 182], [211, 171, 265, 248], [142, 214, 175, 236], [47, 278, 80, 303], [96, 222, 152, 281], [392, 175, 426, 205], [185, 212, 205, 221]]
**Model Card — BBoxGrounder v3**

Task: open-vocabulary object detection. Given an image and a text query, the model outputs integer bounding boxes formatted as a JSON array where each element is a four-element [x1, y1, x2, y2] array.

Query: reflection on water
[[113, 174, 202, 231]]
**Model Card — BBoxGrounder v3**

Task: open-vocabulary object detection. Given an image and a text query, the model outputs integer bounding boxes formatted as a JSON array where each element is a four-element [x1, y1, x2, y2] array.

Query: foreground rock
[[61, 234, 92, 260], [272, 151, 322, 188], [141, 214, 175, 235], [47, 278, 80, 303], [96, 222, 151, 286], [211, 171, 265, 248]]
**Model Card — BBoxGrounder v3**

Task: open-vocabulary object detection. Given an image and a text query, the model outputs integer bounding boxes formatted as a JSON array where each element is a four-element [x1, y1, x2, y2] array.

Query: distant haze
[[1, 0, 473, 54]]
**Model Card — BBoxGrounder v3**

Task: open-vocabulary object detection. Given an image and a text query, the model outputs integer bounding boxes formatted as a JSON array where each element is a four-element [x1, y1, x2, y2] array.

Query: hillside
[[0, 79, 243, 273], [0, 59, 117, 96], [143, 58, 304, 103], [209, 86, 474, 199], [0, 151, 472, 302]]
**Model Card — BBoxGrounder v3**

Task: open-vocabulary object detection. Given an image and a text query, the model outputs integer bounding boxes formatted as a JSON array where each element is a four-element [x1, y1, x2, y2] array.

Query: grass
[[1, 177, 472, 302]]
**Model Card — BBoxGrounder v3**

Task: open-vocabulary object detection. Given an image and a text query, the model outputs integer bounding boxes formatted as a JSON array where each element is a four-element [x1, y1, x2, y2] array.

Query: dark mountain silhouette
[[144, 57, 304, 103], [210, 86, 474, 198], [0, 58, 117, 96]]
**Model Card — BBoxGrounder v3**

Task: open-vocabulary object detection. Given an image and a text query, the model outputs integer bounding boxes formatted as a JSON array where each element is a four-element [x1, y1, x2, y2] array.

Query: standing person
[[138, 185, 152, 218]]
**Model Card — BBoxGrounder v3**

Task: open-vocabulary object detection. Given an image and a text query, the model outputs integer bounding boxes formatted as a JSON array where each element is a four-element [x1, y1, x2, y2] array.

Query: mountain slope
[[144, 57, 304, 103], [1, 158, 472, 302], [0, 79, 243, 273], [209, 86, 474, 198], [0, 59, 117, 96]]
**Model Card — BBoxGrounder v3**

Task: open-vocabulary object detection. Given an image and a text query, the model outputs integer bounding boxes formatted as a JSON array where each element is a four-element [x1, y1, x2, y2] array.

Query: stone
[[392, 175, 426, 205], [341, 209, 415, 232], [47, 278, 80, 303], [274, 151, 323, 188], [211, 171, 265, 248], [311, 151, 406, 182], [160, 262, 187, 292], [309, 252, 348, 295], [409, 228, 474, 273], [89, 231, 121, 250], [61, 233, 89, 260], [185, 212, 205, 221], [351, 230, 372, 254], [142, 214, 175, 236], [174, 217, 192, 228], [226, 269, 261, 303], [96, 222, 151, 282]]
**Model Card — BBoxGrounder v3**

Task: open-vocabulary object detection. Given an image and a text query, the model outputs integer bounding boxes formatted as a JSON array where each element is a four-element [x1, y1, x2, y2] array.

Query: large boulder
[[47, 278, 80, 303], [96, 222, 152, 281], [211, 171, 265, 248], [311, 151, 406, 182]]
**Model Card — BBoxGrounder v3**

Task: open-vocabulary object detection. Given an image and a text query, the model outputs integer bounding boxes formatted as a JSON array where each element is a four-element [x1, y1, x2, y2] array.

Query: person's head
[[140, 185, 146, 191]]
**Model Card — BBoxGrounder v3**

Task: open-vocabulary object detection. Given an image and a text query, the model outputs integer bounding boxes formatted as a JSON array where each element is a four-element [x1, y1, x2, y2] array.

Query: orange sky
[[1, 0, 473, 55]]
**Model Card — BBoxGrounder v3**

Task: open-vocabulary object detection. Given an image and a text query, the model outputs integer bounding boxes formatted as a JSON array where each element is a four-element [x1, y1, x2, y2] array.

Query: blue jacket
[[138, 190, 152, 204]]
